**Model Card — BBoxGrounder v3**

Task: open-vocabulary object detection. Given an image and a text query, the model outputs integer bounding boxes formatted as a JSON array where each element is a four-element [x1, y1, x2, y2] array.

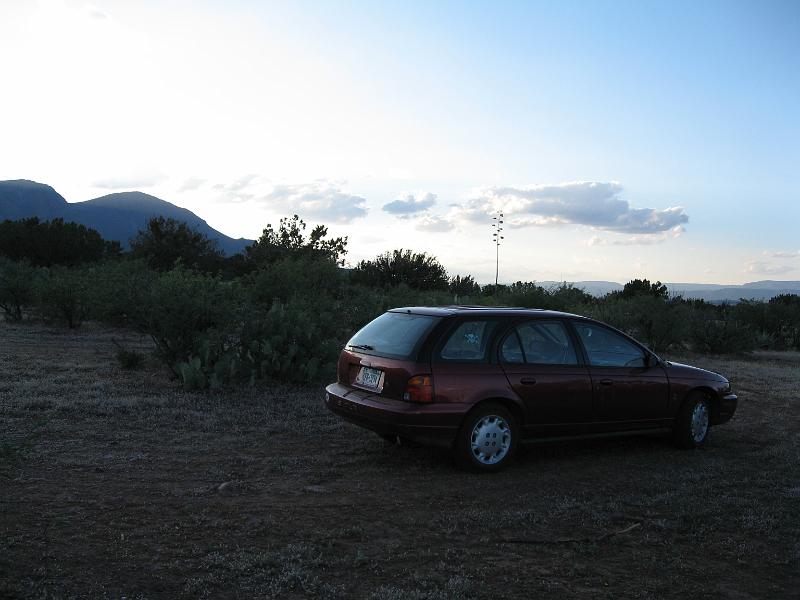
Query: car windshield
[[347, 312, 440, 359]]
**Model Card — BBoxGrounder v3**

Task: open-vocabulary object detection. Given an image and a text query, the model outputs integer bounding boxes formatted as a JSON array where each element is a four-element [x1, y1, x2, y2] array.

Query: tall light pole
[[492, 212, 504, 287]]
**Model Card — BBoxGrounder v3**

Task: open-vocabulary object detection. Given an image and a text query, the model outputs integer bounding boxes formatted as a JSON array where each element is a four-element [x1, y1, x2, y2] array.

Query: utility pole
[[492, 212, 504, 287]]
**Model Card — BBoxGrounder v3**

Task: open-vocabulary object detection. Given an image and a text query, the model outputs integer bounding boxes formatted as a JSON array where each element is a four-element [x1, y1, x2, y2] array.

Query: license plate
[[355, 366, 384, 391]]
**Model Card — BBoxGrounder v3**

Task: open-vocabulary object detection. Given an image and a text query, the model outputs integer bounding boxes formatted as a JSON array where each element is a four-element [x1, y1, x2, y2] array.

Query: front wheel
[[454, 403, 518, 472], [673, 392, 711, 449]]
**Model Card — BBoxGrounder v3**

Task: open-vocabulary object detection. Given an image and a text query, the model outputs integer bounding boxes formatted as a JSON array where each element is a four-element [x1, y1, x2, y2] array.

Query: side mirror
[[647, 354, 661, 368]]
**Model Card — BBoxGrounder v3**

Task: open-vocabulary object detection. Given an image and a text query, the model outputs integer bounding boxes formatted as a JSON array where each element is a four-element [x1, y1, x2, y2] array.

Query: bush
[[130, 217, 223, 273], [688, 306, 756, 354], [0, 258, 37, 322], [136, 266, 240, 373], [352, 249, 449, 291], [583, 296, 689, 353], [34, 266, 93, 328], [249, 256, 343, 305]]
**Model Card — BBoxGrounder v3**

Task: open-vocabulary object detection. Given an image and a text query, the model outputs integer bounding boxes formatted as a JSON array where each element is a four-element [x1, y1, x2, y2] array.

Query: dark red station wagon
[[325, 306, 738, 472]]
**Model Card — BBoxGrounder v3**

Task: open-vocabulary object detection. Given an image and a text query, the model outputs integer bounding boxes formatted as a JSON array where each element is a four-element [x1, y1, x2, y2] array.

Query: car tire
[[673, 392, 711, 449], [454, 402, 518, 473]]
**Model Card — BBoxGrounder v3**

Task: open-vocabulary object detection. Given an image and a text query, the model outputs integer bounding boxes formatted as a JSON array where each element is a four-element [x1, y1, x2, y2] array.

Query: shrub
[[34, 266, 93, 328], [0, 258, 37, 322], [136, 266, 240, 373], [688, 306, 756, 354], [0, 217, 114, 266], [249, 256, 343, 305], [130, 217, 223, 273], [246, 214, 348, 267], [352, 249, 449, 291]]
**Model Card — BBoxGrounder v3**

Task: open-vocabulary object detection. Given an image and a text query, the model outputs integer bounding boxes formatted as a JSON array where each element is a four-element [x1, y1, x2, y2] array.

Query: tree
[[352, 249, 449, 291], [130, 217, 223, 273], [449, 274, 481, 297], [619, 278, 669, 300], [0, 217, 112, 266], [0, 258, 36, 322], [245, 215, 348, 266]]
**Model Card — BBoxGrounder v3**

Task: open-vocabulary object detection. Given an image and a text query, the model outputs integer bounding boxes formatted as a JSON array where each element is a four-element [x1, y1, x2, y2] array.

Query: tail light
[[403, 375, 434, 403]]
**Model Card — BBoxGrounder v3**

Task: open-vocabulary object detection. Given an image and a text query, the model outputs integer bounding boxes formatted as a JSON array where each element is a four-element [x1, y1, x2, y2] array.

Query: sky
[[1, 0, 798, 284]]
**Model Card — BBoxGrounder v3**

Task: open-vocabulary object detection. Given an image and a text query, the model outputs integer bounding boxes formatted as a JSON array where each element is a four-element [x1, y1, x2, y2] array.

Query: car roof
[[388, 306, 584, 319]]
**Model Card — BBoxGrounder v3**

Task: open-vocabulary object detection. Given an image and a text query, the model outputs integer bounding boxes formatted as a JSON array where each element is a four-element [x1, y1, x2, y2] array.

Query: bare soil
[[1, 323, 798, 599]]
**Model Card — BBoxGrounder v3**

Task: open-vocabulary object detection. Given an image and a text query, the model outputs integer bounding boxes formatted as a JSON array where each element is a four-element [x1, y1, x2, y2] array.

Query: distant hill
[[538, 280, 800, 303], [0, 180, 252, 255]]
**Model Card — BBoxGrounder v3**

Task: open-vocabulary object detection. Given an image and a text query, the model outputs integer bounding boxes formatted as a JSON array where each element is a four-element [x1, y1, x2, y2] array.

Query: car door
[[499, 319, 594, 435], [570, 321, 670, 429]]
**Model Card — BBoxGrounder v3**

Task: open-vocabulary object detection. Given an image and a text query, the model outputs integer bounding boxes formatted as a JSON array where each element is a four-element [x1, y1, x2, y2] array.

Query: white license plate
[[355, 366, 384, 391]]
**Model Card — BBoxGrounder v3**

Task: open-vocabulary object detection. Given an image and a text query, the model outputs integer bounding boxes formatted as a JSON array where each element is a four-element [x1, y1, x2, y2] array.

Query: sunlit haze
[[2, 0, 798, 283]]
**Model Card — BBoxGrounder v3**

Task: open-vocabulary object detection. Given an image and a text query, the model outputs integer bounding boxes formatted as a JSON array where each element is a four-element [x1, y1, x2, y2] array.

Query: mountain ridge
[[0, 180, 252, 255]]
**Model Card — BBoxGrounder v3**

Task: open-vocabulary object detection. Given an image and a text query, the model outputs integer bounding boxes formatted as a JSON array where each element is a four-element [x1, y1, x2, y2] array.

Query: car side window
[[439, 320, 498, 362], [573, 323, 646, 367], [500, 331, 525, 364], [512, 320, 579, 365]]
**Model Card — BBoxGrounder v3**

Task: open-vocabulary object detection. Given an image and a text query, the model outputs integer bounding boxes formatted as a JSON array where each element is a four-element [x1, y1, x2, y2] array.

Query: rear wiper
[[349, 344, 374, 350]]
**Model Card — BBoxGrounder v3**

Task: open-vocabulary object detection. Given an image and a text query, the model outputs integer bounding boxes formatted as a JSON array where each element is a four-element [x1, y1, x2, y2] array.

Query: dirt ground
[[1, 322, 798, 599]]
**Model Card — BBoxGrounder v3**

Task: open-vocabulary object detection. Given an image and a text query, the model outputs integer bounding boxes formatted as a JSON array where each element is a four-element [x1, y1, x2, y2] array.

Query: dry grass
[[1, 322, 798, 599]]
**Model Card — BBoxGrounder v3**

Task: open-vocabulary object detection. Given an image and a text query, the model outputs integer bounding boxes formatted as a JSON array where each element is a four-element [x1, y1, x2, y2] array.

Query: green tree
[[245, 214, 348, 266], [449, 274, 481, 297], [130, 217, 223, 273], [352, 249, 449, 291], [618, 278, 669, 300], [0, 217, 112, 266], [0, 258, 37, 322]]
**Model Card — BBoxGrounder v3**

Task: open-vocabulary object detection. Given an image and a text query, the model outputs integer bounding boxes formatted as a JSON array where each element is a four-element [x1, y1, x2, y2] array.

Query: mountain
[[538, 280, 800, 303], [0, 180, 69, 220], [0, 180, 252, 255]]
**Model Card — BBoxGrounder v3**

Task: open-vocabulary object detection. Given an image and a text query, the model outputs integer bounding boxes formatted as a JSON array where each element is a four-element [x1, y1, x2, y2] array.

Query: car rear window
[[346, 312, 440, 360]]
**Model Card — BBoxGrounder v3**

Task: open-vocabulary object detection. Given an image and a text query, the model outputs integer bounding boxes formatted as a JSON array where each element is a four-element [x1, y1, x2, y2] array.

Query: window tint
[[347, 312, 440, 359], [514, 321, 578, 365], [500, 332, 524, 364], [573, 323, 646, 367], [439, 320, 499, 362]]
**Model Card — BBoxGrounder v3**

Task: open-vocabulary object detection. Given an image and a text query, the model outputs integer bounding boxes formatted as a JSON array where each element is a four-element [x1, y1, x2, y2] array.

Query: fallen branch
[[499, 522, 641, 545]]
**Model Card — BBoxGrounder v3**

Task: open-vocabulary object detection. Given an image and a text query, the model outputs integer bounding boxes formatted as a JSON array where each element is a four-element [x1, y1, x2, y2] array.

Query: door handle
[[520, 377, 537, 385], [599, 379, 613, 386]]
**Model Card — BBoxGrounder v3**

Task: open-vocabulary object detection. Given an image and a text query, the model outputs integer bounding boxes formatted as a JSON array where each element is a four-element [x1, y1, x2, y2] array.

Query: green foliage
[[249, 256, 343, 304], [688, 306, 756, 354], [0, 217, 114, 266], [352, 249, 449, 291], [583, 296, 689, 352], [130, 216, 224, 273], [137, 266, 239, 372], [449, 274, 481, 297], [0, 258, 37, 321], [34, 265, 93, 328], [246, 214, 348, 267], [618, 278, 669, 300]]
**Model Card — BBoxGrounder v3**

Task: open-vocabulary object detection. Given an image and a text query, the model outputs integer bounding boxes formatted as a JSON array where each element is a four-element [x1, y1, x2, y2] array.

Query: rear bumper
[[324, 383, 468, 448], [714, 393, 738, 425]]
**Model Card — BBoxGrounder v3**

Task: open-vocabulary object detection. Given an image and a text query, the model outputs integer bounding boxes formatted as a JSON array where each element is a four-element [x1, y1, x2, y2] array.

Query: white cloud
[[766, 250, 800, 258], [456, 181, 689, 234], [258, 180, 368, 223], [588, 225, 686, 246], [178, 177, 206, 192], [213, 174, 259, 201], [383, 192, 437, 215], [415, 214, 455, 232], [744, 261, 795, 275]]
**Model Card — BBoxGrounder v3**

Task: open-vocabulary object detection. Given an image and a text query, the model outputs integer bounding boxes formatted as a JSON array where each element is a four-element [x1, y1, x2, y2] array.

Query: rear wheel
[[454, 403, 518, 472], [673, 392, 711, 449]]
